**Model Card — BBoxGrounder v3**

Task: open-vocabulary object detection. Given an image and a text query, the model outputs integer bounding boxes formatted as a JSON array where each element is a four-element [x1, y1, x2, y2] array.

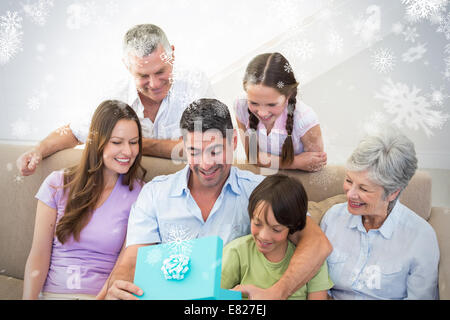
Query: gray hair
[[180, 98, 233, 139], [346, 129, 418, 207], [123, 24, 172, 64]]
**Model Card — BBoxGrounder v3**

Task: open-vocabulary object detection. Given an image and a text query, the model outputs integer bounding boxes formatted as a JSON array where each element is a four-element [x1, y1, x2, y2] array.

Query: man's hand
[[16, 149, 42, 176], [104, 279, 143, 300], [233, 284, 285, 300], [16, 126, 80, 176]]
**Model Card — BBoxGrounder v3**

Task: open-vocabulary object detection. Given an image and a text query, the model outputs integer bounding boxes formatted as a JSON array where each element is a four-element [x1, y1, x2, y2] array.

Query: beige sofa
[[1, 143, 449, 300]]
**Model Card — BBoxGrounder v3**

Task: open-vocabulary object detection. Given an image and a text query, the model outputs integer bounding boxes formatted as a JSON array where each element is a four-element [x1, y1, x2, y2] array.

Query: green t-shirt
[[221, 234, 333, 300]]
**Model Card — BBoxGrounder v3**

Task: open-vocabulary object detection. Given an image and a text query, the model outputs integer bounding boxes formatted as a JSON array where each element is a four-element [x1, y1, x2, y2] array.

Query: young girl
[[221, 174, 333, 300], [234, 52, 327, 171], [23, 100, 147, 300]]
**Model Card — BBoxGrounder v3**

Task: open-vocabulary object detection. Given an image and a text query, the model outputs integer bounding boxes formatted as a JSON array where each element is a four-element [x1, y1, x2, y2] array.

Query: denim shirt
[[320, 201, 440, 300]]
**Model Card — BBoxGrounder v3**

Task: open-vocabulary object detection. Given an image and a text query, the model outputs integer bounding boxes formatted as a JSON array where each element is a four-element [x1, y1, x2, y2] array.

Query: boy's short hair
[[248, 174, 308, 234]]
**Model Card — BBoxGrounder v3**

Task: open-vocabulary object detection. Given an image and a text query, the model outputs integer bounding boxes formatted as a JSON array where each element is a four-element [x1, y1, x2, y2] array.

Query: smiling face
[[343, 170, 398, 218], [185, 130, 237, 190], [102, 119, 140, 179], [250, 200, 289, 263], [126, 44, 173, 104], [246, 84, 289, 129]]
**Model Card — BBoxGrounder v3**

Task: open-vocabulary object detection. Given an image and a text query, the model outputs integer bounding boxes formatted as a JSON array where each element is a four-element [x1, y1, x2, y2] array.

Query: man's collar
[[169, 166, 241, 197]]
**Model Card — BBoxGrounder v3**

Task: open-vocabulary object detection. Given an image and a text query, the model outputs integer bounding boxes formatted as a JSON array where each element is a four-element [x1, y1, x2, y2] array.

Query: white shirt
[[70, 65, 215, 142]]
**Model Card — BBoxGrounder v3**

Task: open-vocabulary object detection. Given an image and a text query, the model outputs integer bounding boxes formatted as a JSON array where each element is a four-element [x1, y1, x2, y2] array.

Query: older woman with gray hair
[[320, 129, 439, 299]]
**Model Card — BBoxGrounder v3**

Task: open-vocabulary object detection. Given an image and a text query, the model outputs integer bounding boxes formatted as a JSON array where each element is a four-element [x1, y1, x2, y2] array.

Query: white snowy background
[[1, 0, 449, 169]]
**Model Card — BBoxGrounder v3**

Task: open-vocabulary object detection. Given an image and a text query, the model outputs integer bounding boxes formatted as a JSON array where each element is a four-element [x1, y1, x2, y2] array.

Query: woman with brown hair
[[23, 100, 146, 300], [234, 52, 327, 171]]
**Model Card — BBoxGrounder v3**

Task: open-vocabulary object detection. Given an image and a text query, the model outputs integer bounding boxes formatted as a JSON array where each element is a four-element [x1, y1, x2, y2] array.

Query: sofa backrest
[[0, 144, 432, 281]]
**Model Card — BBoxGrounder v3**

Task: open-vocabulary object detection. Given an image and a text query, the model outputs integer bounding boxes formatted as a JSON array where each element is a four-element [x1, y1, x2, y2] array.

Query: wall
[[1, 0, 449, 169]]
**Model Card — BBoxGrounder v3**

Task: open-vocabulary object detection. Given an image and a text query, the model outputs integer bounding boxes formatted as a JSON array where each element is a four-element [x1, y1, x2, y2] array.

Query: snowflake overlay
[[402, 43, 427, 63], [352, 5, 381, 45], [11, 118, 31, 138], [283, 62, 293, 73], [402, 0, 448, 22], [14, 174, 24, 184], [66, 1, 119, 30], [328, 32, 344, 55], [428, 86, 449, 106], [0, 11, 23, 65], [403, 26, 419, 42], [437, 11, 450, 40], [375, 78, 449, 137], [371, 48, 396, 74], [22, 0, 54, 26], [55, 124, 71, 136], [163, 224, 194, 256], [27, 96, 41, 111], [145, 247, 163, 266]]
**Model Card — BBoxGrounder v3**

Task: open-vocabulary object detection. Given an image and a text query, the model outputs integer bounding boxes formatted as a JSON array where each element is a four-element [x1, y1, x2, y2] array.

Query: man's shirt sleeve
[[125, 182, 162, 247]]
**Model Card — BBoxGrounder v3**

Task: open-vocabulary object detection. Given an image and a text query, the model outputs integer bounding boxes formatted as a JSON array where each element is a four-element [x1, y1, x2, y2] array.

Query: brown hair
[[243, 52, 299, 165], [55, 100, 147, 244], [248, 174, 308, 234]]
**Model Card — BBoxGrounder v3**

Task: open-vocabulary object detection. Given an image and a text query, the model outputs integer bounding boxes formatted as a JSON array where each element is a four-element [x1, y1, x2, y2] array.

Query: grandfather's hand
[[16, 149, 42, 176], [104, 280, 143, 300], [232, 284, 285, 300]]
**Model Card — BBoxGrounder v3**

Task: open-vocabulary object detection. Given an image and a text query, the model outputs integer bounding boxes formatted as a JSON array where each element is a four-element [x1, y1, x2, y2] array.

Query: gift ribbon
[[161, 254, 190, 280]]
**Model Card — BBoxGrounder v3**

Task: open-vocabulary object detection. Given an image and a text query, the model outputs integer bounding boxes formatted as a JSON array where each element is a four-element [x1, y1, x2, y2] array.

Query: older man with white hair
[[17, 24, 214, 176]]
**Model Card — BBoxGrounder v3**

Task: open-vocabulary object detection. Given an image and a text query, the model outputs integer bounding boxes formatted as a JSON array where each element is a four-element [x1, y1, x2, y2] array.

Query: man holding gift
[[103, 98, 332, 300]]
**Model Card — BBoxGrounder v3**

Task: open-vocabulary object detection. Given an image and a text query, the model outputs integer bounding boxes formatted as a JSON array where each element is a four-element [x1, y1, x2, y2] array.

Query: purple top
[[35, 170, 143, 295]]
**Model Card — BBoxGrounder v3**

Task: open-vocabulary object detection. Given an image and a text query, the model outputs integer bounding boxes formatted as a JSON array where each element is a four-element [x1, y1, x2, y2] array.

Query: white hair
[[123, 24, 172, 65], [346, 128, 418, 205]]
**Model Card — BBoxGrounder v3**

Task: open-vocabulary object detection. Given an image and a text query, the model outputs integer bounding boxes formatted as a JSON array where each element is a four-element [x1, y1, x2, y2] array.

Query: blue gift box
[[133, 235, 242, 300]]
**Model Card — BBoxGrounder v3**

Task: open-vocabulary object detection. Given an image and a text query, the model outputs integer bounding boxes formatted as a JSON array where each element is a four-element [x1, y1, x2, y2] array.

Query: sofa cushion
[[307, 194, 348, 225], [428, 207, 450, 300], [0, 275, 23, 300]]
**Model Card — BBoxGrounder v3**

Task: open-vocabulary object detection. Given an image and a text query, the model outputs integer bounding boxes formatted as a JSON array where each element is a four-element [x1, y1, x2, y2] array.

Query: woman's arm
[[301, 125, 324, 152], [237, 119, 326, 171], [259, 151, 327, 172], [286, 124, 327, 171], [404, 228, 440, 299], [22, 201, 57, 299]]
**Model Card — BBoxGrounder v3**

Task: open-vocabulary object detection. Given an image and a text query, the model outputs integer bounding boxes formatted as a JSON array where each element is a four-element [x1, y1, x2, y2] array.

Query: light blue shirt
[[320, 201, 439, 300], [126, 165, 264, 248]]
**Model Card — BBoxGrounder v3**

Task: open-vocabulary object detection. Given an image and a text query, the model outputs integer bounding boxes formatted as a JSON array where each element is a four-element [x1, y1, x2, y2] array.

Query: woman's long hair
[[243, 52, 299, 165], [55, 100, 146, 244]]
